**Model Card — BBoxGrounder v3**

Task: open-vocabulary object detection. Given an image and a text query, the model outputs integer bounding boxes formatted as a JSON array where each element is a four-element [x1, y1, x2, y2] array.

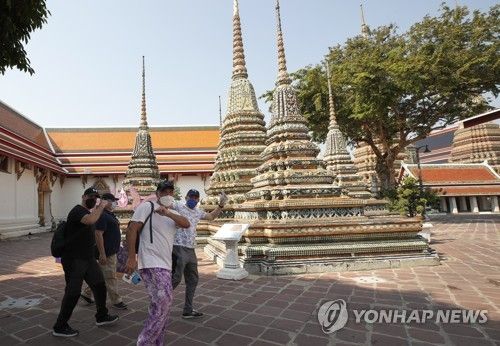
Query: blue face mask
[[186, 199, 198, 209]]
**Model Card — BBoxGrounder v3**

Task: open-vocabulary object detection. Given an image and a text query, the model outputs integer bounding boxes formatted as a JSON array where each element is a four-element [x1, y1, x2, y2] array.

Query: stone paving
[[0, 214, 499, 345]]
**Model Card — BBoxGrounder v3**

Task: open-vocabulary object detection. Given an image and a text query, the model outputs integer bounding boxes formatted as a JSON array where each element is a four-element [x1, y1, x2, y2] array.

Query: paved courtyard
[[0, 214, 499, 345]]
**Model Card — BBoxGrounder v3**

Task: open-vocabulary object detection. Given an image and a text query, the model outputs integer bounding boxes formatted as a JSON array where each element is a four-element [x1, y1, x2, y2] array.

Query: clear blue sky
[[0, 0, 497, 128]]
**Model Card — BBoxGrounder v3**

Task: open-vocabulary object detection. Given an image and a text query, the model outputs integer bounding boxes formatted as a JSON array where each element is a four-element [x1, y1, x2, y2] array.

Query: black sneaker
[[96, 314, 119, 326], [113, 302, 128, 310], [80, 294, 94, 305], [52, 325, 79, 337], [182, 310, 204, 319]]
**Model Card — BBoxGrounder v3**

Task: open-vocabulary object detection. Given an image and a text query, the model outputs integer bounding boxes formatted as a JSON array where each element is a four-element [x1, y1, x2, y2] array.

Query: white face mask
[[159, 195, 175, 207]]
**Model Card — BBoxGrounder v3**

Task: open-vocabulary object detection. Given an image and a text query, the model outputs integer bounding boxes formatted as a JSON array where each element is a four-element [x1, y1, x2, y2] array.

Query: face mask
[[85, 198, 97, 209], [111, 201, 118, 209], [159, 195, 174, 207], [186, 199, 198, 209]]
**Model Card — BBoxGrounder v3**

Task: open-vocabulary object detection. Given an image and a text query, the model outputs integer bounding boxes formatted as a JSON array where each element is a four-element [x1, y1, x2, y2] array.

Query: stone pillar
[[470, 196, 479, 213], [450, 197, 458, 214], [440, 198, 448, 213], [491, 196, 499, 213], [459, 196, 468, 212]]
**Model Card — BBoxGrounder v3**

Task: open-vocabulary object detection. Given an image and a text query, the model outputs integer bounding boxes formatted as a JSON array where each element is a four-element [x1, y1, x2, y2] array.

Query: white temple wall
[[0, 163, 39, 239], [176, 175, 208, 199], [51, 176, 125, 220], [51, 177, 84, 220]]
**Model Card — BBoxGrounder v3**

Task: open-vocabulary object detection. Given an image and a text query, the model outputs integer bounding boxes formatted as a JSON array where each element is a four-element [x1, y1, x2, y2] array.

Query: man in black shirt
[[53, 188, 119, 338], [81, 193, 127, 309]]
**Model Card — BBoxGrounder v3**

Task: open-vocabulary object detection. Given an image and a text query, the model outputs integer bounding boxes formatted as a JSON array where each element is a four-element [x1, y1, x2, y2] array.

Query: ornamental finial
[[275, 0, 291, 86], [140, 56, 148, 129], [326, 62, 338, 128], [232, 0, 248, 79], [360, 3, 370, 37]]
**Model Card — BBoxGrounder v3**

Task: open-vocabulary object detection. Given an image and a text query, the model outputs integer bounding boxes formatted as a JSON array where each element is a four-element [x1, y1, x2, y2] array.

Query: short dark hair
[[186, 189, 200, 198], [157, 180, 175, 192], [83, 187, 100, 197]]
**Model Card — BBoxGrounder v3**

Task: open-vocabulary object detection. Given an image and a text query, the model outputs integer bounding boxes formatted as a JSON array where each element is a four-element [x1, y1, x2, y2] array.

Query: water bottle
[[122, 271, 141, 285]]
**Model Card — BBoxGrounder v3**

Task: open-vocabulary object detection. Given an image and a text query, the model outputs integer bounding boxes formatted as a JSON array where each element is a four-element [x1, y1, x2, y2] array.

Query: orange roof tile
[[46, 127, 220, 152], [408, 166, 498, 184]]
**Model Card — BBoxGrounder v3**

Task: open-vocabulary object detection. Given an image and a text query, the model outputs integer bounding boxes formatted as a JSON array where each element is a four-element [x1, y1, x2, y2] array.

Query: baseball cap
[[156, 180, 175, 192], [101, 192, 119, 201], [83, 187, 100, 197], [186, 189, 200, 198]]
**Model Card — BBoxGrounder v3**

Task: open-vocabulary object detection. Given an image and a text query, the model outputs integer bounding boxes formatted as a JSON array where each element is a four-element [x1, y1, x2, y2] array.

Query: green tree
[[263, 4, 499, 190], [0, 0, 50, 75], [388, 176, 439, 217]]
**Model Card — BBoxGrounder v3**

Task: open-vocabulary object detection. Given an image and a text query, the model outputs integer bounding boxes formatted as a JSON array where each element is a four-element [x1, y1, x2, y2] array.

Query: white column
[[491, 196, 499, 213], [459, 196, 468, 212], [470, 196, 479, 213], [440, 198, 448, 213], [450, 197, 458, 214]]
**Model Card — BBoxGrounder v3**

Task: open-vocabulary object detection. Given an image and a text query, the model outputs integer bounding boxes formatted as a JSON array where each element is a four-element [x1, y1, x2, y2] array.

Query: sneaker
[[52, 325, 79, 337], [80, 294, 94, 305], [113, 302, 128, 310], [182, 310, 204, 319], [96, 314, 119, 326]]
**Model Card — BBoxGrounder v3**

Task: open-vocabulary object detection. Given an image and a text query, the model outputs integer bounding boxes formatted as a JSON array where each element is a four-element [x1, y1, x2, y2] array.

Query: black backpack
[[51, 221, 67, 257], [134, 201, 154, 254]]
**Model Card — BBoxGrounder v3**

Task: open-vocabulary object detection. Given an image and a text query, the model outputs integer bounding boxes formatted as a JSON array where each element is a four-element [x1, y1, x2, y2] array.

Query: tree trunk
[[375, 153, 397, 193]]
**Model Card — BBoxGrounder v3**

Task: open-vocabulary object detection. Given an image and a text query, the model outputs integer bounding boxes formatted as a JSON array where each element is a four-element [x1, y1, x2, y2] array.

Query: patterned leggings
[[137, 268, 173, 346]]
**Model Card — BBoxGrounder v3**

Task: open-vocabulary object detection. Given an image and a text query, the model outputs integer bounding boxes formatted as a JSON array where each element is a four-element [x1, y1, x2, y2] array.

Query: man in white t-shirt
[[171, 189, 227, 319], [125, 181, 190, 346]]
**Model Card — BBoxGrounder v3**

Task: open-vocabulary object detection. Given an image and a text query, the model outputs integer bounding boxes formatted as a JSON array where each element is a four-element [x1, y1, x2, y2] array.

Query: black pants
[[171, 245, 199, 314], [54, 257, 108, 329]]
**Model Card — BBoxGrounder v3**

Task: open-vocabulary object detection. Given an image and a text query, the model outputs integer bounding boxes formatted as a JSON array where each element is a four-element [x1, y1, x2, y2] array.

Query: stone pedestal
[[213, 224, 249, 280], [470, 197, 479, 213], [215, 239, 249, 280]]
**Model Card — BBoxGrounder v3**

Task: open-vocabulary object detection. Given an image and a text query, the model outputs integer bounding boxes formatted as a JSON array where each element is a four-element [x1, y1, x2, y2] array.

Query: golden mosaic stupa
[[204, 0, 439, 275]]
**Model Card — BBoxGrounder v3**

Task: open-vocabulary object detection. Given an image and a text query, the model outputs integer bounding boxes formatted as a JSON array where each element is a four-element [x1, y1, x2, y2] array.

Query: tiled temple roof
[[399, 162, 500, 196], [0, 99, 219, 175], [46, 127, 219, 175], [0, 101, 64, 173]]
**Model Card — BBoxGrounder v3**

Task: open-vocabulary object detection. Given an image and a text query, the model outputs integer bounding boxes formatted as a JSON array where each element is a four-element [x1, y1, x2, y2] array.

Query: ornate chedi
[[205, 0, 438, 275], [204, 0, 267, 206], [323, 62, 371, 199], [450, 122, 500, 174], [122, 57, 160, 196]]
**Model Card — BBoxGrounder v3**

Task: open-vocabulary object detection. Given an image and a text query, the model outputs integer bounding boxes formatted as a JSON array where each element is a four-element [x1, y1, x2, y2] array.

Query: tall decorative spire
[[275, 0, 291, 86], [323, 59, 371, 199], [232, 0, 248, 79], [204, 0, 267, 205], [360, 3, 370, 37], [122, 56, 160, 197], [326, 62, 338, 128], [140, 56, 148, 129]]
